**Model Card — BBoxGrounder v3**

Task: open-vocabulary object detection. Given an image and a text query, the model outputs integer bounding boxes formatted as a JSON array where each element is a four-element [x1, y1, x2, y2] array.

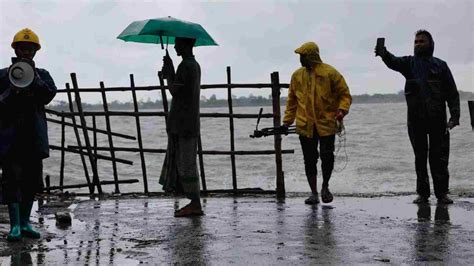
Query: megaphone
[[8, 60, 35, 88]]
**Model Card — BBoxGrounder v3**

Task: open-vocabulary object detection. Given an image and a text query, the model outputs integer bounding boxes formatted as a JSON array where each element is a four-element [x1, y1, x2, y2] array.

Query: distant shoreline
[[47, 90, 474, 111]]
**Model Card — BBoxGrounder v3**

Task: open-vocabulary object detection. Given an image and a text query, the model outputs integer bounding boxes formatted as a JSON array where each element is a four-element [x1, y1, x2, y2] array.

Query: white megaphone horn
[[8, 59, 35, 89]]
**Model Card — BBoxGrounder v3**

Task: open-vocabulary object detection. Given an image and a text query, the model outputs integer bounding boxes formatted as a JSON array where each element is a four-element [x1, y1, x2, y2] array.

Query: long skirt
[[159, 134, 200, 201]]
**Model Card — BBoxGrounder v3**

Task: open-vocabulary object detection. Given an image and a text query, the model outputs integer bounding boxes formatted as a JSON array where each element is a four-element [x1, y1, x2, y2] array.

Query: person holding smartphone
[[0, 28, 57, 241], [375, 30, 460, 204]]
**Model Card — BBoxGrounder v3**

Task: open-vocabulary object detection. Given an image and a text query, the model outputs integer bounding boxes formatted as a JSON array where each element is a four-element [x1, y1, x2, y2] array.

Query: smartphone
[[376, 38, 385, 48], [376, 38, 385, 56]]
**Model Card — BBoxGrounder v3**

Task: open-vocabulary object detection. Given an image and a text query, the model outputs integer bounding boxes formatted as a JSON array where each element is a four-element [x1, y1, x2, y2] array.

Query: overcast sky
[[1, 0, 473, 104]]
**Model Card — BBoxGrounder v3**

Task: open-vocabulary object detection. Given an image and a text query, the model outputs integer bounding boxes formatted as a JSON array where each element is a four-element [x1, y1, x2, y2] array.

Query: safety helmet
[[11, 28, 41, 50]]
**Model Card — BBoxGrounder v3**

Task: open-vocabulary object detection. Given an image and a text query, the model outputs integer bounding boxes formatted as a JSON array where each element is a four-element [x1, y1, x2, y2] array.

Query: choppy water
[[44, 102, 473, 195]]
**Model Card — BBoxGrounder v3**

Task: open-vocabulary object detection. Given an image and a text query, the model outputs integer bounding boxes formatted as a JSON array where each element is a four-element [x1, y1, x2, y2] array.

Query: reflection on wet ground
[[0, 195, 473, 264]]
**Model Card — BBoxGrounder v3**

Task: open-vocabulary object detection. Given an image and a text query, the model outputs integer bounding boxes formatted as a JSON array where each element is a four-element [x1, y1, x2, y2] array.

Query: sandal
[[413, 196, 429, 204], [304, 194, 319, 205], [321, 187, 333, 203]]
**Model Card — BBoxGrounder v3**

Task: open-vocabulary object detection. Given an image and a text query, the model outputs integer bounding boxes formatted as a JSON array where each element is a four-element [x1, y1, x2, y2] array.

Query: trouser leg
[[299, 135, 319, 194], [428, 128, 450, 198], [408, 125, 430, 198], [1, 159, 22, 204], [1, 157, 42, 204], [319, 135, 336, 188]]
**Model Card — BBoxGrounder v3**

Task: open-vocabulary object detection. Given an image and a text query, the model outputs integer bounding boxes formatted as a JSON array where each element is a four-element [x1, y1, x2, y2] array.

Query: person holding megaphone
[[0, 28, 56, 241]]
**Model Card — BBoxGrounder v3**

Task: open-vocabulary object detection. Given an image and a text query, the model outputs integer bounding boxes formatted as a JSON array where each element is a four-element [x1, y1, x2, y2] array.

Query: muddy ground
[[0, 193, 473, 265]]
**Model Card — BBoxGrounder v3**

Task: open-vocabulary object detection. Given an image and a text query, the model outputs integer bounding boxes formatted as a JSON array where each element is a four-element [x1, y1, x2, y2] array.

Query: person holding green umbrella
[[118, 17, 217, 216], [159, 37, 203, 217]]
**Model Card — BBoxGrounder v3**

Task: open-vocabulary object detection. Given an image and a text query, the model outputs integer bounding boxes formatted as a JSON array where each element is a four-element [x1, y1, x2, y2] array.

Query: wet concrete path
[[1, 195, 473, 264]]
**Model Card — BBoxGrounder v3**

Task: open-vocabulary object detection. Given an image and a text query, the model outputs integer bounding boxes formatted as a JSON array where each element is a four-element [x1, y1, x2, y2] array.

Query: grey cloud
[[1, 0, 472, 104]]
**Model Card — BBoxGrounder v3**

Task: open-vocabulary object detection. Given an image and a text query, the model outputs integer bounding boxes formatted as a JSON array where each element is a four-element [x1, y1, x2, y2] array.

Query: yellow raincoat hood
[[295, 41, 322, 65]]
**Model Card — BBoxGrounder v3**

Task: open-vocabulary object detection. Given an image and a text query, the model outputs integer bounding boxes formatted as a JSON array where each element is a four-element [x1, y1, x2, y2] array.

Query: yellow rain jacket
[[283, 42, 352, 137]]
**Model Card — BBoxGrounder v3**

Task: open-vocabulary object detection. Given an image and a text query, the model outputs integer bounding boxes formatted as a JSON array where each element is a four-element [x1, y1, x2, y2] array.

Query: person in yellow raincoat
[[282, 41, 352, 204]]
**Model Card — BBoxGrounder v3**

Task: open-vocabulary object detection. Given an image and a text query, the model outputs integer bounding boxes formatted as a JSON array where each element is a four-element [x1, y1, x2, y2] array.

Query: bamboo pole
[[50, 145, 133, 165], [469, 101, 474, 130], [157, 71, 169, 125], [45, 175, 50, 194], [271, 72, 285, 198], [201, 189, 275, 194], [92, 115, 98, 166], [70, 73, 103, 194], [54, 83, 290, 93], [227, 66, 238, 191], [65, 82, 93, 194], [66, 145, 294, 155], [49, 111, 274, 119], [130, 74, 149, 193], [197, 137, 206, 191], [46, 116, 136, 140], [100, 81, 120, 193], [59, 113, 65, 190], [43, 179, 139, 191]]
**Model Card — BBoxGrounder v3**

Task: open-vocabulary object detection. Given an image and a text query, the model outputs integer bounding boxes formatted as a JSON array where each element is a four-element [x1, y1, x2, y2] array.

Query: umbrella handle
[[159, 35, 164, 50]]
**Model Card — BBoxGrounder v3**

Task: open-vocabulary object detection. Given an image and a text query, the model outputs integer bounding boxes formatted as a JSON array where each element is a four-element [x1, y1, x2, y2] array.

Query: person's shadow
[[167, 206, 207, 265], [10, 251, 32, 266], [414, 204, 451, 262], [303, 205, 338, 263]]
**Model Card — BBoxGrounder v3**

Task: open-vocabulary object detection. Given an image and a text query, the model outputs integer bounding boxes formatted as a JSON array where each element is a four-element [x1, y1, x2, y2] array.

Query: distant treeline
[[48, 90, 474, 111]]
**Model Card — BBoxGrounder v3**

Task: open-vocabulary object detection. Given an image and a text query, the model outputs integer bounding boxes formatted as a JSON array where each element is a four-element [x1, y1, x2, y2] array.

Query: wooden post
[[130, 74, 149, 193], [227, 66, 238, 191], [65, 83, 93, 194], [59, 113, 65, 190], [100, 82, 120, 193], [198, 136, 207, 192], [469, 101, 474, 130], [70, 73, 103, 194], [271, 72, 285, 198]]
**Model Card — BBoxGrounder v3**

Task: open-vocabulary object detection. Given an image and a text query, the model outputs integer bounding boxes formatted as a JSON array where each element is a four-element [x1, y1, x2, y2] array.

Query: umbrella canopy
[[117, 16, 218, 47]]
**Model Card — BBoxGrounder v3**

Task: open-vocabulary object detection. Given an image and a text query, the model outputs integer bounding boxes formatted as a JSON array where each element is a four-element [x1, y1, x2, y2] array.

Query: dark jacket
[[168, 55, 201, 137], [381, 50, 460, 128], [0, 67, 57, 159]]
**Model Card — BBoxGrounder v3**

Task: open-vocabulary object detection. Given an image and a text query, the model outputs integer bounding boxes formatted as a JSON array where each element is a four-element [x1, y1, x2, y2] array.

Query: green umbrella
[[117, 16, 218, 49]]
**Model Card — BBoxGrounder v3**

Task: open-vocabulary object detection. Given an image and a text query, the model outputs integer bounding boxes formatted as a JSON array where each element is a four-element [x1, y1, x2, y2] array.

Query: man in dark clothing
[[159, 37, 203, 217], [375, 30, 460, 204], [0, 28, 57, 241]]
